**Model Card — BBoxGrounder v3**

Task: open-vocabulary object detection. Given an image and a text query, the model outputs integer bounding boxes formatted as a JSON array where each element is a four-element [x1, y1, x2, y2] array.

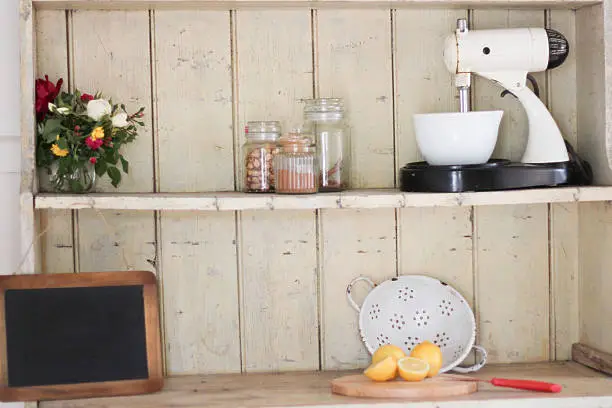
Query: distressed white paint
[[19, 0, 612, 391], [236, 10, 318, 372], [472, 10, 551, 364]]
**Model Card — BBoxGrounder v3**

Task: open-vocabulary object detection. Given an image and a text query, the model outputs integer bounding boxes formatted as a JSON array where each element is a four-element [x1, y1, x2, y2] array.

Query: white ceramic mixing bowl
[[414, 110, 503, 166]]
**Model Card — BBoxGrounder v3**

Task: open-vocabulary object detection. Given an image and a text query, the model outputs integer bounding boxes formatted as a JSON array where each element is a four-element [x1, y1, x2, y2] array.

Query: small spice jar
[[274, 132, 318, 194], [242, 121, 280, 193]]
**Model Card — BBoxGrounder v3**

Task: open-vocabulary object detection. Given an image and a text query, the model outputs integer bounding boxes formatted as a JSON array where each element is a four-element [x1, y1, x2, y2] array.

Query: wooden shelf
[[32, 0, 602, 10], [34, 186, 612, 211], [39, 362, 612, 408]]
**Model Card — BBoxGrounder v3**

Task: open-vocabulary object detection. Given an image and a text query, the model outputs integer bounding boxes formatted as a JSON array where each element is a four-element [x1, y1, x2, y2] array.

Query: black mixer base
[[399, 159, 592, 193]]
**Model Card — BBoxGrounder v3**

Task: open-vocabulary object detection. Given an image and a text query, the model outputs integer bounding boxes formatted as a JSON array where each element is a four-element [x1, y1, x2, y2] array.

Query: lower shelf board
[[39, 362, 612, 408]]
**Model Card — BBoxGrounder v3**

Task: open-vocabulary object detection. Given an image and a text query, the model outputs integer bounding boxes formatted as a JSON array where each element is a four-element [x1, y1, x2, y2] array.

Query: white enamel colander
[[347, 275, 487, 373]]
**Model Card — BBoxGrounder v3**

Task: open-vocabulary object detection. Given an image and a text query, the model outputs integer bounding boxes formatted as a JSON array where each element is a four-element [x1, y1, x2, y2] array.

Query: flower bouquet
[[35, 76, 145, 193]]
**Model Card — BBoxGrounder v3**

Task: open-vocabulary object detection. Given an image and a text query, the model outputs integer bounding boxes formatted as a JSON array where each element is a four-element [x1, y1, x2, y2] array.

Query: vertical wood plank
[[473, 10, 551, 364], [71, 11, 157, 277], [395, 9, 475, 365], [35, 10, 74, 274], [154, 11, 240, 376], [236, 11, 317, 372], [315, 10, 396, 370], [320, 209, 396, 369], [579, 202, 612, 355], [77, 210, 156, 273], [549, 10, 579, 361], [241, 210, 318, 372], [72, 10, 153, 194], [160, 211, 240, 375], [156, 11, 234, 193], [317, 10, 393, 189], [475, 204, 549, 363]]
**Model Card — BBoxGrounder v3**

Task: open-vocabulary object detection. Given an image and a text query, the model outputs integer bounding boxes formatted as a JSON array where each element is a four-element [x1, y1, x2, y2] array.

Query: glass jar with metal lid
[[273, 131, 318, 194], [302, 98, 350, 192], [242, 121, 280, 193]]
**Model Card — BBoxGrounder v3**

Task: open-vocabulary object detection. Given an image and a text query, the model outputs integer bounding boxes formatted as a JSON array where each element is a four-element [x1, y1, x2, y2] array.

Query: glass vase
[[47, 162, 96, 194]]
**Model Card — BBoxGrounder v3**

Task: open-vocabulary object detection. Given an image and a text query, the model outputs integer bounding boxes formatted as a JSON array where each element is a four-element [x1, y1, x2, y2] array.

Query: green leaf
[[42, 118, 63, 141], [107, 166, 121, 188], [95, 160, 107, 176], [57, 138, 68, 149], [120, 156, 129, 173]]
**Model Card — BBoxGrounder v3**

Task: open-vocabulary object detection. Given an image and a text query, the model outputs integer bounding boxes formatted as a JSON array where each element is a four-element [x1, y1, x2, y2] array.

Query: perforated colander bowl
[[347, 275, 487, 373]]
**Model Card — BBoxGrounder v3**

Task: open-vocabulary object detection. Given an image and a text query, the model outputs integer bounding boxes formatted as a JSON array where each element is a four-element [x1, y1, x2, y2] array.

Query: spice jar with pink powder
[[273, 132, 318, 194]]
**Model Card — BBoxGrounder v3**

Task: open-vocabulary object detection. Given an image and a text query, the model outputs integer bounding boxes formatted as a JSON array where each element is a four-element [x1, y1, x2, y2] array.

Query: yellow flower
[[91, 126, 105, 140], [50, 143, 69, 157]]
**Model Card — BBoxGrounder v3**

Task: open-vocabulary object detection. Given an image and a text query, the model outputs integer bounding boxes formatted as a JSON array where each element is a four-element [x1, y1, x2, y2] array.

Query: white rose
[[111, 112, 129, 128], [56, 107, 69, 115], [48, 102, 57, 112], [87, 99, 112, 121]]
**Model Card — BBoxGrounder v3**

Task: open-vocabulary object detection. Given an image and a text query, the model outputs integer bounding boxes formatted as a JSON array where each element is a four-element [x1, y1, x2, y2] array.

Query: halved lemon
[[364, 356, 398, 382], [371, 344, 406, 364], [397, 356, 430, 382]]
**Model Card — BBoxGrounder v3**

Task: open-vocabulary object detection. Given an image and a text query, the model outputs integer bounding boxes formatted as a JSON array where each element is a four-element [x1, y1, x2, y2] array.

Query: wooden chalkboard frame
[[0, 270, 163, 402]]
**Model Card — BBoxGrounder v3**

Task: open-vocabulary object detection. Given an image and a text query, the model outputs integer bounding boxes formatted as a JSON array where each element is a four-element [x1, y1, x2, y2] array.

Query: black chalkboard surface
[[0, 271, 163, 402]]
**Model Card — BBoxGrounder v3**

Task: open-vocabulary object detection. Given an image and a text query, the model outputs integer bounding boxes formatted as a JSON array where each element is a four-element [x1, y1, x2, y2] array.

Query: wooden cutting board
[[331, 374, 478, 399]]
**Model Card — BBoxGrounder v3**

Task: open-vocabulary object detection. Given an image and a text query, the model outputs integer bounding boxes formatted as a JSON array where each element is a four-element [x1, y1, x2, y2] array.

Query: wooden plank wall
[[35, 6, 580, 375]]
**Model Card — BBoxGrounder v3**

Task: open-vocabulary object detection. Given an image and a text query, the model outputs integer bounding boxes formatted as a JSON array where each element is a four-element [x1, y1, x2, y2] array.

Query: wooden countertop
[[40, 362, 612, 408]]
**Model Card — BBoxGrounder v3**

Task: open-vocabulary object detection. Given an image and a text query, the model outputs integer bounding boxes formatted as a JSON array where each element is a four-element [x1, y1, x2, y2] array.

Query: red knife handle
[[490, 378, 562, 393]]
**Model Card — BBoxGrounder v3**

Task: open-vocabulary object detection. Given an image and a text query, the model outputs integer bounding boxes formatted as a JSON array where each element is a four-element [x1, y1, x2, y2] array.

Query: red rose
[[89, 157, 97, 164], [85, 136, 104, 150], [81, 93, 94, 103], [35, 75, 63, 121]]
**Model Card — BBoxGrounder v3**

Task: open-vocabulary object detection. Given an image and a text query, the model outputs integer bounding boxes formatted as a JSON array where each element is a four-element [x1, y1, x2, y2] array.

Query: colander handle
[[451, 345, 488, 373], [346, 276, 376, 312]]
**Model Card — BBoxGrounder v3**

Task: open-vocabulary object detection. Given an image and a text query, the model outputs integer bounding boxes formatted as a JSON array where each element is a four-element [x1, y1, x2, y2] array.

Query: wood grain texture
[[160, 211, 240, 375], [77, 210, 156, 273], [38, 362, 612, 408], [394, 9, 475, 366], [578, 202, 612, 355], [155, 10, 234, 193], [475, 204, 550, 363], [317, 9, 393, 189], [572, 343, 612, 376], [399, 207, 474, 307], [576, 3, 612, 184], [71, 11, 157, 282], [548, 10, 579, 361], [240, 210, 318, 372], [331, 374, 477, 398], [35, 10, 74, 275], [236, 10, 318, 372], [320, 209, 396, 370], [472, 10, 550, 364]]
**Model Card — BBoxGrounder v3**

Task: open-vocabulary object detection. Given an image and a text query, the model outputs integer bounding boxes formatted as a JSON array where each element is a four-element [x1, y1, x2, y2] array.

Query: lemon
[[371, 344, 406, 365], [397, 357, 430, 382], [364, 356, 398, 382], [410, 341, 443, 377]]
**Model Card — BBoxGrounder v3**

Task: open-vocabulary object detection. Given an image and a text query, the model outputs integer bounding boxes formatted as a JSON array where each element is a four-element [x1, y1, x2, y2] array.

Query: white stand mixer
[[443, 18, 569, 164], [399, 19, 592, 193]]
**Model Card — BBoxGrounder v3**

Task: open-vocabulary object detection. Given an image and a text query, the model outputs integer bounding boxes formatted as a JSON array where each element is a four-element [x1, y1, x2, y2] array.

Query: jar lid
[[304, 98, 344, 121], [245, 121, 281, 141], [279, 132, 315, 153]]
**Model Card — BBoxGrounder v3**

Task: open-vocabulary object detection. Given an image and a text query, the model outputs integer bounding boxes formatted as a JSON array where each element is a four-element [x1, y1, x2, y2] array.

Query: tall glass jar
[[242, 121, 280, 193], [273, 132, 318, 194], [302, 98, 350, 192]]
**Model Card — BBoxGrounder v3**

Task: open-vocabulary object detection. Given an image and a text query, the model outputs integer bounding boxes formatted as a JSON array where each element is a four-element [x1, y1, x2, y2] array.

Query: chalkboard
[[0, 271, 163, 402]]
